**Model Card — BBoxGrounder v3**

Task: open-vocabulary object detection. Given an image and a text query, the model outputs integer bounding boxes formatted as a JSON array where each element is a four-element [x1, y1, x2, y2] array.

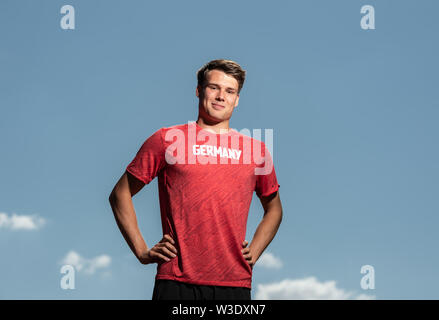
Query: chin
[[207, 114, 224, 122]]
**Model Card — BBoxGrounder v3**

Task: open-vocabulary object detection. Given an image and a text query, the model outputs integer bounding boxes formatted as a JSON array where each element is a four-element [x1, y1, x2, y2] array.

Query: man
[[109, 59, 283, 300]]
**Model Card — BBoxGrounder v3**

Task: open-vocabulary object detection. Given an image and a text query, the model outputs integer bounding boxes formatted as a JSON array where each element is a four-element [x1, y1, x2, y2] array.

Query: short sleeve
[[126, 128, 166, 185], [255, 142, 280, 198]]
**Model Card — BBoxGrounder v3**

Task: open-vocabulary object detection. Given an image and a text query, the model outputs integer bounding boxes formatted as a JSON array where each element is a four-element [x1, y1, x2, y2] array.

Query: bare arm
[[242, 190, 283, 268], [108, 171, 177, 264]]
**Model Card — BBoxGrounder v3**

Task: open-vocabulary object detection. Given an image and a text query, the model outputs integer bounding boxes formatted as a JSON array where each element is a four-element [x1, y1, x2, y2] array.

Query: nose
[[215, 89, 225, 101]]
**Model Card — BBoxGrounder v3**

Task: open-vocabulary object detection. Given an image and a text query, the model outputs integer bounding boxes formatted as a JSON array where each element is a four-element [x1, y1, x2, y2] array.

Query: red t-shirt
[[126, 121, 280, 288]]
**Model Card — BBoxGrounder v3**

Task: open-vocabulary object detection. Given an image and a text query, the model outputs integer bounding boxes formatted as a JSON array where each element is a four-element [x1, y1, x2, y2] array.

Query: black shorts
[[152, 279, 251, 300]]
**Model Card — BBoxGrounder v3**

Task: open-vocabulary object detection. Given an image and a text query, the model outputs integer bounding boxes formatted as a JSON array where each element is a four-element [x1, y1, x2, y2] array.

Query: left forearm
[[249, 208, 282, 262]]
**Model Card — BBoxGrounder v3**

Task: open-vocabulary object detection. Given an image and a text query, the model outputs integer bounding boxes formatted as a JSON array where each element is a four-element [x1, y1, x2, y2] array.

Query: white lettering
[[206, 145, 214, 157], [172, 304, 206, 317], [360, 264, 375, 289], [60, 5, 75, 30], [60, 265, 75, 289], [191, 145, 242, 161], [361, 5, 375, 30], [199, 145, 206, 156]]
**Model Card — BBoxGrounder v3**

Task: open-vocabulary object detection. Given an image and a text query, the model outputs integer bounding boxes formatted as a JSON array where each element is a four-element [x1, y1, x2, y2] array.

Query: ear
[[234, 94, 240, 107], [196, 85, 200, 98]]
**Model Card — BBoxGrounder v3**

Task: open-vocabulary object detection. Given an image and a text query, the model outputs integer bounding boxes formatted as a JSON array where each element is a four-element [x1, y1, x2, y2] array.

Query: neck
[[196, 117, 230, 134]]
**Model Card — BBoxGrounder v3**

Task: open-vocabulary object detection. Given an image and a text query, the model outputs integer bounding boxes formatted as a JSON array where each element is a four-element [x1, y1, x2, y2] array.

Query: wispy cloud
[[255, 276, 376, 300], [60, 251, 111, 275], [256, 252, 283, 269], [0, 212, 46, 230]]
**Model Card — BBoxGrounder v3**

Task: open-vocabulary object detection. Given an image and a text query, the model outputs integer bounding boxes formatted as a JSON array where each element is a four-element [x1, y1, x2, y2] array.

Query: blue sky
[[1, 0, 438, 299]]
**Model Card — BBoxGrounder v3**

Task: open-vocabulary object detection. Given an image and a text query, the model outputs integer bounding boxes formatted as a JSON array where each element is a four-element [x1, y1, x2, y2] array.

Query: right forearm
[[109, 192, 148, 260]]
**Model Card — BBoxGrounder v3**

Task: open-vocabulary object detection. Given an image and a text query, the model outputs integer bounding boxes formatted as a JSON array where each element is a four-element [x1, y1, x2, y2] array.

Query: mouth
[[212, 103, 225, 110]]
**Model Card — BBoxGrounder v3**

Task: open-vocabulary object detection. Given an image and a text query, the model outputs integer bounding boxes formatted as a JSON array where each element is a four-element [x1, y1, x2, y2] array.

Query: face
[[196, 69, 240, 123]]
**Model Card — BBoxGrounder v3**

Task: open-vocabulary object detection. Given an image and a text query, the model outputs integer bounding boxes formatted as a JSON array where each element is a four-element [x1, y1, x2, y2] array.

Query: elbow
[[274, 208, 283, 228], [108, 190, 117, 204], [109, 189, 131, 206]]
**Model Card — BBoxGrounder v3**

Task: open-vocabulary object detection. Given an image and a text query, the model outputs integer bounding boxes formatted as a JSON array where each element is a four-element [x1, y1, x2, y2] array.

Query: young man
[[109, 59, 283, 300]]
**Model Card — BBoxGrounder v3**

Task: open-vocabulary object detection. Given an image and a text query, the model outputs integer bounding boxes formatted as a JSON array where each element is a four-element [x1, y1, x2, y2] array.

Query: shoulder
[[236, 130, 267, 151], [160, 123, 188, 140], [151, 123, 190, 148], [144, 123, 187, 137], [161, 123, 187, 132]]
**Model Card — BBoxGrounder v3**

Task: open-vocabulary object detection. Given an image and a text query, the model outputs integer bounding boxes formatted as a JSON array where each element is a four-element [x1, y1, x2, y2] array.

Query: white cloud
[[255, 277, 376, 300], [354, 293, 376, 300], [60, 251, 111, 275], [256, 252, 283, 269], [0, 212, 46, 230]]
